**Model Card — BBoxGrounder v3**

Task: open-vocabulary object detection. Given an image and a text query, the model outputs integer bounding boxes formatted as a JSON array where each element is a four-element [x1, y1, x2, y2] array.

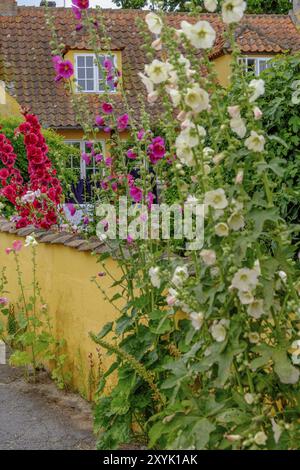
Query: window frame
[[64, 139, 106, 179], [239, 56, 272, 76], [74, 53, 118, 94]]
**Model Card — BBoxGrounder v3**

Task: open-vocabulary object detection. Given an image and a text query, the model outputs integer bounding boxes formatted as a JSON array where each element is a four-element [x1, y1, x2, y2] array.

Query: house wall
[[0, 81, 21, 119], [0, 230, 122, 399]]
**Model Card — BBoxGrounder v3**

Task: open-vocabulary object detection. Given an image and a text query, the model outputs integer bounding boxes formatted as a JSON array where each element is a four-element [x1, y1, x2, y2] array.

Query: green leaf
[[96, 321, 113, 340], [9, 350, 31, 366], [273, 350, 300, 385], [193, 418, 216, 449]]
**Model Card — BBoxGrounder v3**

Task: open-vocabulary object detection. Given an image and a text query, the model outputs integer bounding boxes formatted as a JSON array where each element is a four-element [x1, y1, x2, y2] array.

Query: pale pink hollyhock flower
[[235, 169, 244, 184], [12, 240, 22, 252], [0, 297, 9, 306], [253, 106, 263, 120], [152, 38, 162, 51], [177, 110, 187, 122], [5, 247, 12, 255], [227, 105, 240, 119], [147, 91, 159, 103]]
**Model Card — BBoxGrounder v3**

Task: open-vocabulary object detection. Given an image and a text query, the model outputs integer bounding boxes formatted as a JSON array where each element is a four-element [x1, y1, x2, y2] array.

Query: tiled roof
[[1, 7, 300, 129]]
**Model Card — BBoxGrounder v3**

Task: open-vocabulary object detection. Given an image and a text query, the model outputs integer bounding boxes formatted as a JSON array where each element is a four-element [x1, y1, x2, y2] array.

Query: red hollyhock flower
[[72, 0, 89, 10], [0, 168, 10, 180]]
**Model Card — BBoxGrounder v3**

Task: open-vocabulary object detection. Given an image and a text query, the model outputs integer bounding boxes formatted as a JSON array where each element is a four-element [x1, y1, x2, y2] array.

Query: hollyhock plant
[[48, 1, 300, 451]]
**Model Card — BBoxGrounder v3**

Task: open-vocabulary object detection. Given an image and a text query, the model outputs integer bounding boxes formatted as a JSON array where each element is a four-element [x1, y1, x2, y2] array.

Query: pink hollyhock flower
[[0, 168, 10, 180], [72, 0, 89, 9], [117, 114, 129, 131], [105, 157, 112, 167], [148, 136, 166, 165], [127, 235, 134, 244], [95, 115, 105, 127], [0, 297, 9, 306], [126, 149, 137, 160], [5, 247, 12, 255], [102, 102, 113, 114], [111, 182, 118, 192], [147, 191, 155, 209], [137, 129, 145, 141], [67, 203, 76, 217], [12, 240, 22, 252], [81, 153, 91, 165], [130, 185, 143, 203], [95, 154, 103, 163], [103, 58, 113, 72]]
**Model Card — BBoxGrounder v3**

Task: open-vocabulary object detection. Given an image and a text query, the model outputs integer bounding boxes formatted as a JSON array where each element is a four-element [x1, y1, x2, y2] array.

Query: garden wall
[[0, 218, 122, 399]]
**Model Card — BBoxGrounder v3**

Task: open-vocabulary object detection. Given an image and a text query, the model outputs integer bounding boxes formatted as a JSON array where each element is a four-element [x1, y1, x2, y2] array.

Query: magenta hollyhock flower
[[83, 216, 89, 225], [147, 191, 155, 209], [104, 126, 112, 133], [105, 157, 112, 167], [148, 136, 166, 165], [127, 235, 134, 244], [95, 154, 103, 163], [103, 58, 113, 72], [101, 181, 109, 190], [102, 102, 113, 114], [117, 114, 129, 131], [126, 149, 137, 160], [72, 5, 82, 20], [130, 185, 143, 203], [95, 115, 105, 127], [81, 153, 91, 165], [137, 129, 145, 141], [72, 0, 89, 9], [57, 60, 74, 79], [86, 141, 93, 150], [0, 297, 9, 306], [67, 203, 76, 217], [12, 240, 22, 252], [111, 182, 118, 192]]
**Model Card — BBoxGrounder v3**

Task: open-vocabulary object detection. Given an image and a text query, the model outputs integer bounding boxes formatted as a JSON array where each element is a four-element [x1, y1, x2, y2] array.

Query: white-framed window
[[74, 53, 117, 93], [239, 57, 272, 76], [64, 140, 105, 179]]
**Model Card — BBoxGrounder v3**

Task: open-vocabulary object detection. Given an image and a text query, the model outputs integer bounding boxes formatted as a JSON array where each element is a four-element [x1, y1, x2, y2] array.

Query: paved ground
[[0, 358, 96, 450]]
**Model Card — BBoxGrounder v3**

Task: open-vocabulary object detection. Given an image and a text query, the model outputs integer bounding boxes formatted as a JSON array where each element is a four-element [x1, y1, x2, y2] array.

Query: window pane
[[86, 80, 94, 91], [86, 56, 94, 67], [77, 56, 85, 67], [77, 79, 86, 90], [77, 68, 85, 79], [259, 59, 269, 74], [86, 68, 94, 79]]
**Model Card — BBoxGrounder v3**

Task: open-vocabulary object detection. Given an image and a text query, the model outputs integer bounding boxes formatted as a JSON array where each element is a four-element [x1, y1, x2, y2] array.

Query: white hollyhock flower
[[200, 249, 216, 266], [190, 312, 204, 331], [24, 235, 38, 247], [278, 270, 287, 282], [212, 152, 225, 165], [139, 72, 154, 94], [231, 268, 259, 292], [228, 212, 245, 231], [204, 188, 228, 210], [254, 431, 267, 446], [176, 139, 195, 166], [254, 259, 261, 276], [172, 265, 189, 287], [215, 222, 229, 237], [291, 340, 300, 365], [222, 0, 246, 24], [227, 105, 240, 119], [238, 290, 254, 305], [181, 20, 216, 49], [145, 59, 169, 84], [185, 84, 210, 112], [247, 299, 264, 319], [245, 131, 265, 153], [176, 121, 206, 149], [149, 267, 161, 288], [168, 87, 181, 107], [151, 37, 162, 51], [248, 332, 260, 344], [249, 79, 265, 103], [253, 106, 263, 120], [235, 169, 244, 184], [244, 393, 255, 405], [204, 0, 218, 12], [145, 12, 163, 35], [230, 116, 247, 138], [271, 419, 282, 445], [211, 321, 227, 342]]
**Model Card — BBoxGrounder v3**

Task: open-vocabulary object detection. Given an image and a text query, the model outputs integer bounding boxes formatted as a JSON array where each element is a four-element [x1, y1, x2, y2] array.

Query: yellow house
[[1, 0, 300, 171]]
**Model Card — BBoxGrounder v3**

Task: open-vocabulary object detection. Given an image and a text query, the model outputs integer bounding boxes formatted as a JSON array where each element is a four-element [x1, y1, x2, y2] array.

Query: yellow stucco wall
[[0, 82, 21, 119], [0, 231, 122, 399], [213, 54, 233, 87]]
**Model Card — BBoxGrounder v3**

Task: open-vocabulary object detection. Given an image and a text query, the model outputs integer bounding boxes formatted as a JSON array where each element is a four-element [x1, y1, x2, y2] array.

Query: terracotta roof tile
[[1, 8, 300, 128]]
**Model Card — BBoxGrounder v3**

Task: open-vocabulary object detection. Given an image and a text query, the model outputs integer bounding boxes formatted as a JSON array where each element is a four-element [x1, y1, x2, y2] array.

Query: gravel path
[[0, 359, 96, 450]]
